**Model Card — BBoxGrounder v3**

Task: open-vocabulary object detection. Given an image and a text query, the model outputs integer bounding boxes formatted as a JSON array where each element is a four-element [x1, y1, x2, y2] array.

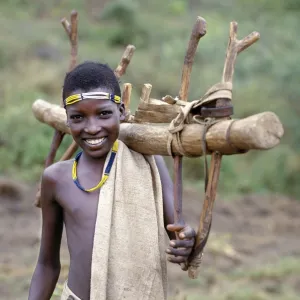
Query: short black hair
[[62, 61, 121, 100]]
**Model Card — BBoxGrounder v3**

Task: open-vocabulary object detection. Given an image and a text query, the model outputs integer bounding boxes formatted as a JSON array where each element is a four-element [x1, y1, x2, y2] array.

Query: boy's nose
[[84, 119, 101, 134]]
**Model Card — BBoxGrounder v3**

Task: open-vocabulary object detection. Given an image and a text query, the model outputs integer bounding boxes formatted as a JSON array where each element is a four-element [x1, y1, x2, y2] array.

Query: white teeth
[[85, 138, 105, 145]]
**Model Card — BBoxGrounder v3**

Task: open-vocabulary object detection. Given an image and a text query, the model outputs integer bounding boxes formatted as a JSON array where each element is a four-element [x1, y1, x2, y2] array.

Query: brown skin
[[28, 87, 196, 300]]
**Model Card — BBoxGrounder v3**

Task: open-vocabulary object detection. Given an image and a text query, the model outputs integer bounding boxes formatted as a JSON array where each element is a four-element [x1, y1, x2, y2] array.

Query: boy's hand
[[166, 224, 196, 268]]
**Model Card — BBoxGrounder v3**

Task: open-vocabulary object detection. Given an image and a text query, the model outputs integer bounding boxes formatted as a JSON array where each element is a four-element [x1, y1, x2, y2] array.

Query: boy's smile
[[65, 87, 125, 159], [84, 137, 106, 146]]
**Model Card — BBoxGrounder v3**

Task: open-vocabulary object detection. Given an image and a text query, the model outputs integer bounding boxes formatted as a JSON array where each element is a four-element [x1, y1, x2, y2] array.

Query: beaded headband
[[64, 92, 121, 106]]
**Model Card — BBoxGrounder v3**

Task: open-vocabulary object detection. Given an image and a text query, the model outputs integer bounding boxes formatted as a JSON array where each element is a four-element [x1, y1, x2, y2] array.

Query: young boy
[[28, 62, 196, 300]]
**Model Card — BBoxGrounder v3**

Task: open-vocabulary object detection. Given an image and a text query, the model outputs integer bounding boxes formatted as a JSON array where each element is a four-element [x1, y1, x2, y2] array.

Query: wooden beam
[[32, 99, 284, 156]]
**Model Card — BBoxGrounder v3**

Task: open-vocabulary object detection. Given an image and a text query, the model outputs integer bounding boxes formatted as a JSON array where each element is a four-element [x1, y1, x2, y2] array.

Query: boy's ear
[[119, 103, 126, 121]]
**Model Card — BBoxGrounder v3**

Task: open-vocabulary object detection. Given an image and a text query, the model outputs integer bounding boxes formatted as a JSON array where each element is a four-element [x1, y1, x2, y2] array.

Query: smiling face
[[66, 87, 125, 159]]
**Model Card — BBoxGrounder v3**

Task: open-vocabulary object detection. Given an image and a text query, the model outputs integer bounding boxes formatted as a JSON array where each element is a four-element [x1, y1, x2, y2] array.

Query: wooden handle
[[173, 16, 207, 223]]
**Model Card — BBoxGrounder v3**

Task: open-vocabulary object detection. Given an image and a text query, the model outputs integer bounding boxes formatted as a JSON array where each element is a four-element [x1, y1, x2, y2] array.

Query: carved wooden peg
[[122, 83, 132, 111], [140, 84, 152, 103], [114, 45, 136, 79]]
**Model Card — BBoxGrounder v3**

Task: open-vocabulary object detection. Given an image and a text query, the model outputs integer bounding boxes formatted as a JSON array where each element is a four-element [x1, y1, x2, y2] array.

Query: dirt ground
[[1, 178, 300, 300]]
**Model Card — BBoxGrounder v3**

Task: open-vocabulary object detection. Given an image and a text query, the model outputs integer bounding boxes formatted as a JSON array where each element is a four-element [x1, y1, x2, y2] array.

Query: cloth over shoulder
[[90, 140, 168, 300]]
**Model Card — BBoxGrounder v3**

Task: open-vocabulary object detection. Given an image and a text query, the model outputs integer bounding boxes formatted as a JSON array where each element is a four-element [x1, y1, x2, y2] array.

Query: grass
[[14, 253, 299, 300], [231, 256, 300, 281], [168, 256, 300, 300]]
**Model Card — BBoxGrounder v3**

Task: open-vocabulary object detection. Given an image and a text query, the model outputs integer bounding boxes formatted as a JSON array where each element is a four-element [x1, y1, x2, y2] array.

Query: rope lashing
[[167, 81, 233, 158]]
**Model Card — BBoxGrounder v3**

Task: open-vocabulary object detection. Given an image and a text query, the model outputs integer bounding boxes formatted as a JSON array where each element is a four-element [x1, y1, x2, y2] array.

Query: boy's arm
[[153, 155, 176, 240], [154, 155, 196, 266], [28, 168, 64, 300]]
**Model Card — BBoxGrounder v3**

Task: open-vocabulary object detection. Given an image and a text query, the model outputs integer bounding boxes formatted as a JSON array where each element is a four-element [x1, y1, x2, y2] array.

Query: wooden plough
[[32, 11, 284, 279]]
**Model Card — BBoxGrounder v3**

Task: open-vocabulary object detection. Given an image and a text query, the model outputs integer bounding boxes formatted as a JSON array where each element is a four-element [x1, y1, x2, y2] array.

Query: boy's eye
[[70, 115, 83, 120], [99, 110, 113, 117]]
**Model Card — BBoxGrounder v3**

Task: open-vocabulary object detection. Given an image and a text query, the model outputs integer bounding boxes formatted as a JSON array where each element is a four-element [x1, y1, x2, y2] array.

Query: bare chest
[[56, 175, 100, 224]]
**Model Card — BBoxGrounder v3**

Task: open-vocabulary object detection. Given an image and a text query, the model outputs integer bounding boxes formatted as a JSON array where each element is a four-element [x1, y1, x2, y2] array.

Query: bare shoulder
[[42, 159, 73, 183], [40, 159, 74, 202]]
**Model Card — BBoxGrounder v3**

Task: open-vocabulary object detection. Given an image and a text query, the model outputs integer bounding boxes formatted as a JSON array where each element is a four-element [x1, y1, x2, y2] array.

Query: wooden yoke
[[31, 13, 284, 280], [187, 22, 260, 278], [32, 102, 283, 155]]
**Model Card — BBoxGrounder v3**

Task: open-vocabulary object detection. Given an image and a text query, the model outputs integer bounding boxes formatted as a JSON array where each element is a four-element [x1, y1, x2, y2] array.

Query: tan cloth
[[61, 281, 81, 300], [90, 140, 167, 300]]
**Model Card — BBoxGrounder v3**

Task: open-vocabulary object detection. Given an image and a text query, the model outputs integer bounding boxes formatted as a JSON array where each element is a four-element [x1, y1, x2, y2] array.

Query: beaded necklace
[[72, 140, 118, 192]]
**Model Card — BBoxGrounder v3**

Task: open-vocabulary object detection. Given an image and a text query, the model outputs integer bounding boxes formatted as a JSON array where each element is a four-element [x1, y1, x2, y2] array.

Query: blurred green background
[[0, 0, 298, 198], [1, 1, 300, 300]]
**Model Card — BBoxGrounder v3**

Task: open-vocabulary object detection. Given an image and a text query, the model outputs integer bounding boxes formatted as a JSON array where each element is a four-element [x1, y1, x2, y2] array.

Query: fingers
[[167, 224, 196, 240], [166, 224, 197, 267], [181, 227, 196, 239], [167, 255, 187, 264], [166, 238, 194, 266], [169, 239, 194, 248], [166, 224, 185, 232], [166, 247, 191, 257], [181, 263, 188, 271]]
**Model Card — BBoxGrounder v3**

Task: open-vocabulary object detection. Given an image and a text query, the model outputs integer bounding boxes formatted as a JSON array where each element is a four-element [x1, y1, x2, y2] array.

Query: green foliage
[[100, 0, 149, 48], [168, 0, 187, 16], [0, 0, 299, 199]]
